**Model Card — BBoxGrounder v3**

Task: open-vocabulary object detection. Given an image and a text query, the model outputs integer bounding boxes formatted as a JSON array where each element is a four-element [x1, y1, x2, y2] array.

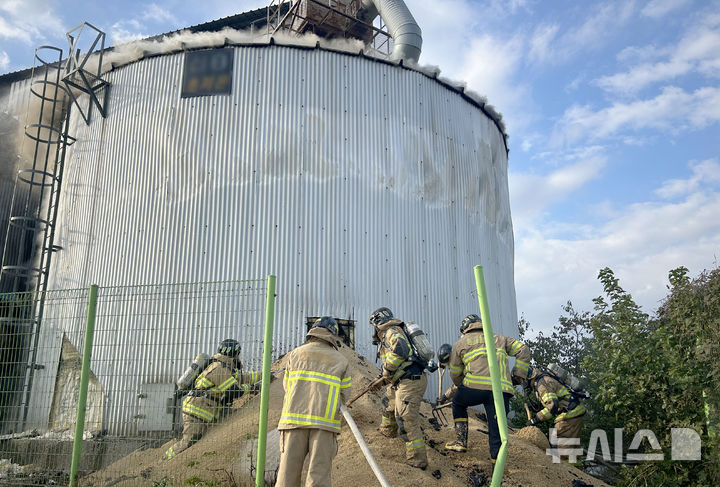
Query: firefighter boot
[[444, 420, 468, 452], [379, 414, 398, 438], [406, 438, 428, 469]]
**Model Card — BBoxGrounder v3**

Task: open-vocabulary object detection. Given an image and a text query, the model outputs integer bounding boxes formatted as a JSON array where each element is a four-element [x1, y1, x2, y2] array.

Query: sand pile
[[515, 426, 551, 451], [78, 344, 608, 487]]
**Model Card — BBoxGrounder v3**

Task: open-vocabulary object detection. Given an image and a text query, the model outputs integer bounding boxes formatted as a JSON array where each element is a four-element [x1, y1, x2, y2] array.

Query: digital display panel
[[181, 48, 233, 98]]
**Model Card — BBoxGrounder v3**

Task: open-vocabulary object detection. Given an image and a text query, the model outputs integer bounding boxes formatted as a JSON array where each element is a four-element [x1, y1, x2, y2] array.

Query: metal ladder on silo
[[0, 22, 108, 431], [0, 45, 75, 432]]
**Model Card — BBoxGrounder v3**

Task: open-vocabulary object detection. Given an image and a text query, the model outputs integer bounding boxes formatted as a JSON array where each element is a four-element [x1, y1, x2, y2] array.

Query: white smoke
[[78, 27, 506, 138], [89, 27, 369, 76]]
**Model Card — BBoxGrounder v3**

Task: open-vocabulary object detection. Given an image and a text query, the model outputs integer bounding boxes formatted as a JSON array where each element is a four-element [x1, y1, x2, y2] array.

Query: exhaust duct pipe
[[359, 0, 422, 63]]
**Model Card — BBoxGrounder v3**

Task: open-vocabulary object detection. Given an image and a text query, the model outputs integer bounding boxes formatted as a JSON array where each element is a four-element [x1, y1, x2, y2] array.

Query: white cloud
[[0, 50, 9, 70], [515, 183, 720, 331], [641, 0, 692, 18], [551, 86, 720, 146], [110, 20, 147, 45], [457, 33, 536, 132], [520, 133, 544, 152], [109, 2, 186, 46], [404, 0, 478, 73], [565, 75, 585, 92], [0, 15, 30, 43], [510, 151, 607, 226], [546, 1, 636, 63], [616, 44, 669, 64], [459, 34, 523, 102], [595, 60, 692, 95], [596, 23, 720, 95], [656, 159, 720, 198], [143, 4, 178, 25], [528, 23, 560, 64], [0, 0, 64, 44]]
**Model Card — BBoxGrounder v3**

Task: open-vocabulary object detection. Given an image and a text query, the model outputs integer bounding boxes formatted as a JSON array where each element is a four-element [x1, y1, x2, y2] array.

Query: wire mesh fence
[[0, 279, 272, 486]]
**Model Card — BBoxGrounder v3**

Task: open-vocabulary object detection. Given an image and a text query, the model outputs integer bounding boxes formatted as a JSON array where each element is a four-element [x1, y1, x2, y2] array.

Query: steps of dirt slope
[[79, 344, 609, 487]]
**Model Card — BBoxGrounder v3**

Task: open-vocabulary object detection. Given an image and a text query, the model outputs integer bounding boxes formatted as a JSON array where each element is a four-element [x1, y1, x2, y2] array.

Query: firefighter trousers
[[451, 386, 511, 460], [165, 413, 209, 459], [555, 414, 583, 439], [276, 428, 338, 487], [554, 414, 585, 462], [382, 374, 428, 466]]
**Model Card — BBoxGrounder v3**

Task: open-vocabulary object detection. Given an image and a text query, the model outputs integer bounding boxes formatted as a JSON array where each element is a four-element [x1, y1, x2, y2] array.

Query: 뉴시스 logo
[[545, 427, 702, 463]]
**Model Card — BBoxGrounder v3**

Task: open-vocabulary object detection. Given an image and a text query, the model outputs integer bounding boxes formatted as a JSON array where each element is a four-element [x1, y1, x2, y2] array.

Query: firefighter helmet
[[437, 343, 452, 365], [309, 316, 339, 336], [218, 338, 241, 358], [460, 314, 481, 333], [369, 307, 393, 326]]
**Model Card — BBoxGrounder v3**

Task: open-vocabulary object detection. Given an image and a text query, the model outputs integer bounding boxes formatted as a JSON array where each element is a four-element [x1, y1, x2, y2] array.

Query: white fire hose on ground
[[339, 404, 391, 487]]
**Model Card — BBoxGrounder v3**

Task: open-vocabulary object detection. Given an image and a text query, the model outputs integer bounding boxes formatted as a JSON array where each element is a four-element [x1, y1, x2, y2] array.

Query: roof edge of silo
[[86, 40, 509, 154]]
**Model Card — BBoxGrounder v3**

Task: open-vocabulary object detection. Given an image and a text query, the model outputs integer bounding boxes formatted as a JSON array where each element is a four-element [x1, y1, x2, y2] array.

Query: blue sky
[[1, 0, 719, 333]]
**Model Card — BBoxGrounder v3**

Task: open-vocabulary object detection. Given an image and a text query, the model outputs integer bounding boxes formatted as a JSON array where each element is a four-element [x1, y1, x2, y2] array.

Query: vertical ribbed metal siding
[[44, 45, 515, 431], [0, 78, 33, 292]]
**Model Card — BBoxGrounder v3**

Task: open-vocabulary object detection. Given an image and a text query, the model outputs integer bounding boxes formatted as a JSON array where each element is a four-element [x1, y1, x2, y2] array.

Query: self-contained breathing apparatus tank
[[546, 362, 588, 397], [403, 321, 435, 364], [176, 353, 211, 391]]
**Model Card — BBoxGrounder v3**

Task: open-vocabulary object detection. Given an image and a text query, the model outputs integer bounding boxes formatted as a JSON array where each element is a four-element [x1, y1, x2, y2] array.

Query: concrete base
[[0, 436, 166, 474]]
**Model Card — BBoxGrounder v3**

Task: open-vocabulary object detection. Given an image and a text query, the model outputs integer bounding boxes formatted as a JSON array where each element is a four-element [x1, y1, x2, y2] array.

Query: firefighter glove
[[368, 376, 386, 392]]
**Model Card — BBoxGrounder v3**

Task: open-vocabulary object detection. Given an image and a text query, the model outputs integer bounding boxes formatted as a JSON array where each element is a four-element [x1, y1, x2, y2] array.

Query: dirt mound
[[79, 345, 608, 487], [516, 426, 551, 450]]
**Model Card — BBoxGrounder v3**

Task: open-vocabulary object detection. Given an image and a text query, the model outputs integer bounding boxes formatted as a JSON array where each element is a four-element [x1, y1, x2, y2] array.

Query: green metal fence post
[[256, 275, 276, 487], [473, 266, 507, 487], [69, 284, 99, 487]]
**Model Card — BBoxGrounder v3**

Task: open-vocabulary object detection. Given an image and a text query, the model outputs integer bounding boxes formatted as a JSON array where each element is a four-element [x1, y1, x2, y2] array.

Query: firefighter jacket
[[533, 373, 586, 423], [279, 329, 352, 434], [448, 321, 530, 395], [182, 353, 261, 422], [375, 319, 420, 383]]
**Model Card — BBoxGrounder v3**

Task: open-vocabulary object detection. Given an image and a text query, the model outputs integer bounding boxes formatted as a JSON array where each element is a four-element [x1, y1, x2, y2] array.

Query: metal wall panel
[[0, 78, 33, 292], [44, 45, 516, 433]]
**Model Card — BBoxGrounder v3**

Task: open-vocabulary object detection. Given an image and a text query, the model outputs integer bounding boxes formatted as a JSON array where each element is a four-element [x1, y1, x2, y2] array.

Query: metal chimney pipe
[[359, 0, 422, 63]]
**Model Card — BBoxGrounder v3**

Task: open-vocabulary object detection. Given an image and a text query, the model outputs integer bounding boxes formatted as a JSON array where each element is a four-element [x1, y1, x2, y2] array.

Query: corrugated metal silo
[[28, 41, 515, 430], [50, 43, 515, 363]]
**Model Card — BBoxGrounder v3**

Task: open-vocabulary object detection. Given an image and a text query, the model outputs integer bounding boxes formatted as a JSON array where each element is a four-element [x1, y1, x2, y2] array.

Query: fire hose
[[340, 404, 390, 487]]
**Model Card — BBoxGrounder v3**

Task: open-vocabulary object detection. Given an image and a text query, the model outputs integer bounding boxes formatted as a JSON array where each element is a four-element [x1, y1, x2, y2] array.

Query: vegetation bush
[[517, 265, 720, 486]]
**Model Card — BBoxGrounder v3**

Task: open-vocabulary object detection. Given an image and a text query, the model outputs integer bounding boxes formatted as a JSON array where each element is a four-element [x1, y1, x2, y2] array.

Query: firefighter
[[165, 339, 260, 459], [445, 314, 531, 469], [370, 307, 429, 469], [517, 366, 586, 443], [277, 316, 351, 487]]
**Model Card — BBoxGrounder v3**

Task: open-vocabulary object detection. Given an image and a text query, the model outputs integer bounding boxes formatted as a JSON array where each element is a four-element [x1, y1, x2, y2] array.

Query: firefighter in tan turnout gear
[[518, 366, 587, 441], [277, 317, 352, 487], [445, 314, 531, 468], [165, 339, 260, 459], [370, 307, 429, 469]]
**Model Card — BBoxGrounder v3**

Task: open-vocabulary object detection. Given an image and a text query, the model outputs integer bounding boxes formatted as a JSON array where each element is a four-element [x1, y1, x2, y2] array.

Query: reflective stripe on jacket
[[448, 321, 530, 395], [279, 333, 352, 433], [183, 353, 260, 422], [376, 319, 415, 382], [534, 374, 586, 423]]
